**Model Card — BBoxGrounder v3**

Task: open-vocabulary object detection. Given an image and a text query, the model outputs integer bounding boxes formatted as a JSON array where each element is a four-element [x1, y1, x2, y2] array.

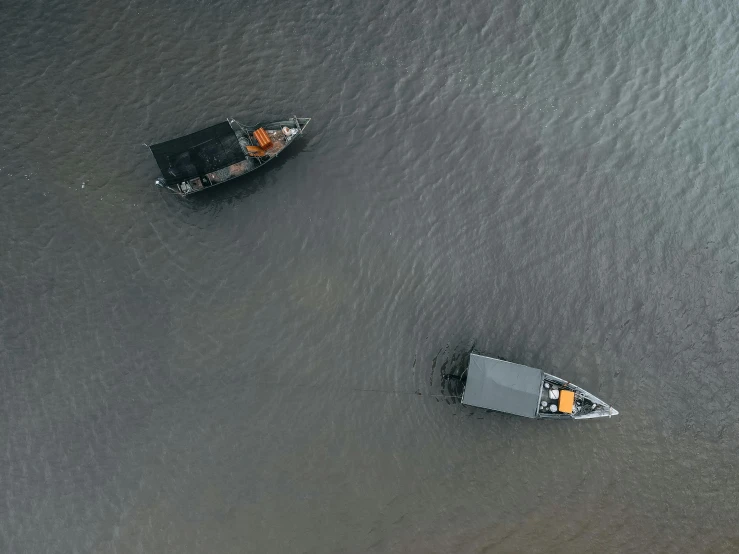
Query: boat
[[148, 116, 311, 196], [461, 353, 618, 419]]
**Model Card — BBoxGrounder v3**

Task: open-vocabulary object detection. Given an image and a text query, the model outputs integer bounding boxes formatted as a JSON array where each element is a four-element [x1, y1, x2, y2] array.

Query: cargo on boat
[[461, 353, 618, 419], [148, 116, 310, 196]]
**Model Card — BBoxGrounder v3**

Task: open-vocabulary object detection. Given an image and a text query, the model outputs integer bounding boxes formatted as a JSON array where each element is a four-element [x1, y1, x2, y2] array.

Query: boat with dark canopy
[[148, 116, 310, 196], [461, 353, 618, 419]]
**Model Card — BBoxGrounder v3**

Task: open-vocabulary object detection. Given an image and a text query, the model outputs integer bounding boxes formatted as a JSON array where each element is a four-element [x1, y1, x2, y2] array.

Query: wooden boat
[[461, 353, 618, 419], [149, 116, 310, 196]]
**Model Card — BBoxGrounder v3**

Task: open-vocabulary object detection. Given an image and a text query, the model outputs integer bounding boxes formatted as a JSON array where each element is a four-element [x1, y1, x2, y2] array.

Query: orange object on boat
[[558, 390, 575, 414], [246, 145, 266, 157], [253, 128, 272, 149]]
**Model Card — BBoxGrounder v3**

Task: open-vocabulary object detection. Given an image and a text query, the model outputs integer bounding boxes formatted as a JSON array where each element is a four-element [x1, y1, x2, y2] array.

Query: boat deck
[[236, 126, 295, 159], [263, 130, 287, 156]]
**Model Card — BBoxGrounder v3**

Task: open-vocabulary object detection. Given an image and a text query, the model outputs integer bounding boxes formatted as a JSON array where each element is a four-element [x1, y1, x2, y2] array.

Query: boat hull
[[154, 117, 310, 196], [460, 353, 618, 420]]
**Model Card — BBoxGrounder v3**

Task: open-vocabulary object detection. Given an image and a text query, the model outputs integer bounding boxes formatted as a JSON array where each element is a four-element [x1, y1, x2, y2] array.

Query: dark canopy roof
[[461, 354, 543, 417], [149, 121, 245, 183]]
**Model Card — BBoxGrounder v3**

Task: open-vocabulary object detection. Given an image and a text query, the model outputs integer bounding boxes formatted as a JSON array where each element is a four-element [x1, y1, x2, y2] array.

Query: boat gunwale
[[462, 352, 618, 420], [155, 116, 310, 196]]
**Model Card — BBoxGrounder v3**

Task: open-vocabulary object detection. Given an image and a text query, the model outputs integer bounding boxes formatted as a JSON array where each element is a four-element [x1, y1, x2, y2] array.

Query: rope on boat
[[243, 380, 462, 400], [349, 388, 462, 399]]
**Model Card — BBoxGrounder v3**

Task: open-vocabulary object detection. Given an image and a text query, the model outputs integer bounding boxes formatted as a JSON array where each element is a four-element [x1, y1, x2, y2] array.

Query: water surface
[[2, 0, 738, 552]]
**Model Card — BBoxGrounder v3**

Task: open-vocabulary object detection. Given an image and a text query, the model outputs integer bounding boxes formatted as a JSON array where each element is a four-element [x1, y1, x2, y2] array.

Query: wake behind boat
[[148, 116, 310, 196], [461, 353, 618, 419]]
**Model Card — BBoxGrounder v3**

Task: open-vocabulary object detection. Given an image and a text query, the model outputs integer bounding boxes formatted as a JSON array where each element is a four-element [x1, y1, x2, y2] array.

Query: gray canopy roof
[[149, 121, 246, 184], [461, 354, 543, 417]]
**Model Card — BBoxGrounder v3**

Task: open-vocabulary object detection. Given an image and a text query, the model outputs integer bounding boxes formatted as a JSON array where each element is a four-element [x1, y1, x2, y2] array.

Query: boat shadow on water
[[437, 346, 480, 403]]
